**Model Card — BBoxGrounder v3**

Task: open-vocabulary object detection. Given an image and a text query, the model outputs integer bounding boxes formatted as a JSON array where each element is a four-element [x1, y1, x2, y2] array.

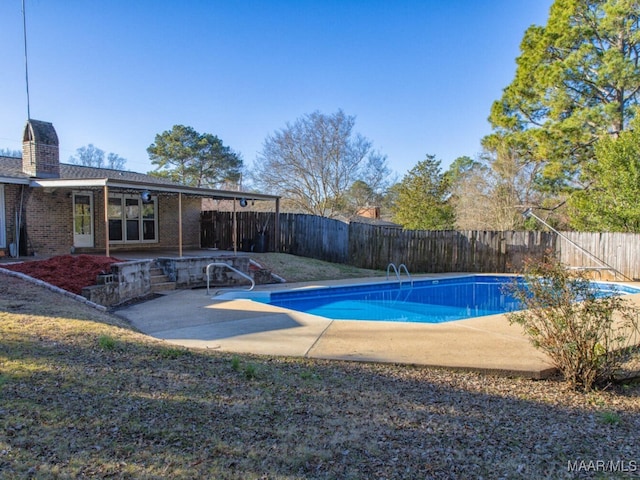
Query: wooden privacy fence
[[556, 231, 640, 280], [201, 211, 348, 261], [278, 214, 348, 263], [201, 211, 273, 252], [348, 224, 556, 273], [201, 211, 640, 279]]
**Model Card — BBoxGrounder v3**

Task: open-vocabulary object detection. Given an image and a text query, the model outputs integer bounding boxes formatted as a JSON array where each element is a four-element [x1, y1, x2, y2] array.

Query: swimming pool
[[223, 275, 640, 324]]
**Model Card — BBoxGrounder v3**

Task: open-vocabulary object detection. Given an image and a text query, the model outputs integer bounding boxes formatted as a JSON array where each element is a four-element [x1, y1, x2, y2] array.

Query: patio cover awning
[[30, 177, 281, 256], [29, 177, 280, 202]]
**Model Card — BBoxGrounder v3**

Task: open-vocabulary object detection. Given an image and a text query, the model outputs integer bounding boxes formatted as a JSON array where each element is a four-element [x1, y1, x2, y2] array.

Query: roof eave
[[1, 176, 30, 185], [29, 177, 280, 201], [30, 178, 108, 188]]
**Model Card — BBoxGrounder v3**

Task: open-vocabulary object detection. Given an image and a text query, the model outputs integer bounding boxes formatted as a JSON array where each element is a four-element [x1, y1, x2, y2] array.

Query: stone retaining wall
[[156, 256, 251, 288], [82, 259, 152, 307], [82, 256, 276, 307]]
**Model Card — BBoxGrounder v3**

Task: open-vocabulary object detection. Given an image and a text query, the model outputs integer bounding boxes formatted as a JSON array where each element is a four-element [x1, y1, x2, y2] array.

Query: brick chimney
[[22, 119, 60, 178]]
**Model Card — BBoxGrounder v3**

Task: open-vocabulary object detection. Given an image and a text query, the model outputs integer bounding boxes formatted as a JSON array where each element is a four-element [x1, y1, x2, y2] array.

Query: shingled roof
[[0, 156, 28, 182], [0, 155, 279, 201], [0, 155, 177, 185], [59, 162, 181, 185]]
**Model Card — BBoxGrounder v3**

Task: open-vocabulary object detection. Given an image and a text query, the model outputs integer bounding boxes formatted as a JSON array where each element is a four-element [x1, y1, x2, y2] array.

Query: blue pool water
[[252, 275, 640, 324]]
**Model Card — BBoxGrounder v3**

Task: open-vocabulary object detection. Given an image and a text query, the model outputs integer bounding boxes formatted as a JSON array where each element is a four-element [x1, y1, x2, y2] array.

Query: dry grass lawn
[[1, 255, 639, 479]]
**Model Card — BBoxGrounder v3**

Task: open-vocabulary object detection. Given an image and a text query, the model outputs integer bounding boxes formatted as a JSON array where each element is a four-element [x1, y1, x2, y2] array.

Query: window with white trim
[[108, 193, 158, 243]]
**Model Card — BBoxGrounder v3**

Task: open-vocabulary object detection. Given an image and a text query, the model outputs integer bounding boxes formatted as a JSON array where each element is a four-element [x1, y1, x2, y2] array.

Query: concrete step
[[150, 264, 175, 291], [149, 267, 165, 276], [150, 281, 176, 293], [150, 273, 171, 285]]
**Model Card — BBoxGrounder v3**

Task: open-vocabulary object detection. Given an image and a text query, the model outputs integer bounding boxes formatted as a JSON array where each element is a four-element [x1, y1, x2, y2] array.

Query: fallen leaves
[[1, 272, 639, 479]]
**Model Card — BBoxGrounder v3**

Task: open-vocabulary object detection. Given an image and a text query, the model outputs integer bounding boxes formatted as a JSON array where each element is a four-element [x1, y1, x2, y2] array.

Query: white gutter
[[30, 178, 108, 188], [0, 176, 30, 185], [28, 177, 279, 201]]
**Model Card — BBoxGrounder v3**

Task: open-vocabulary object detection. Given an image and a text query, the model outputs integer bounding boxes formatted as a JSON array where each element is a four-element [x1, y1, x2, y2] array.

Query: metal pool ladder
[[206, 262, 255, 295], [386, 263, 413, 287]]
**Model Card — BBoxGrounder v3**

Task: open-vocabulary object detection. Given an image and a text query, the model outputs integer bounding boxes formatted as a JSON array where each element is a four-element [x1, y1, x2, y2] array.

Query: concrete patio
[[114, 275, 559, 378], [7, 249, 637, 379]]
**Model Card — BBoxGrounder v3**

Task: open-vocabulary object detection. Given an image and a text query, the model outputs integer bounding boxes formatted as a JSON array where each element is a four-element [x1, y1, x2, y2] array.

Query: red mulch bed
[[2, 254, 122, 295]]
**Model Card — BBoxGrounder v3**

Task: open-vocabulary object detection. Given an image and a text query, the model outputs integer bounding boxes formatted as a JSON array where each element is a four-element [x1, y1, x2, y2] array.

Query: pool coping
[[115, 274, 640, 379]]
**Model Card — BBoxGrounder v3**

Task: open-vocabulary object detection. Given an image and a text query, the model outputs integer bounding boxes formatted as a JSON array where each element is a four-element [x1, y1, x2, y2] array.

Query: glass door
[[108, 197, 123, 242], [73, 192, 94, 247], [125, 197, 140, 241], [108, 194, 158, 244]]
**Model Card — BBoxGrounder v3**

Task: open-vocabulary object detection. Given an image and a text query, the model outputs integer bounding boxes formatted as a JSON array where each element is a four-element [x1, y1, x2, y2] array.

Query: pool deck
[[115, 275, 569, 378]]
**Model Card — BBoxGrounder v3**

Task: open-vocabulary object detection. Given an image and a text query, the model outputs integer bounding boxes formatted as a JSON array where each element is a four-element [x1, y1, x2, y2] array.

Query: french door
[[108, 193, 157, 244]]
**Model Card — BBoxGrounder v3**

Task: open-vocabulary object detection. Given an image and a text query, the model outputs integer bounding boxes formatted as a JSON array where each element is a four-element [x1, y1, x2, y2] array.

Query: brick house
[[0, 119, 279, 258]]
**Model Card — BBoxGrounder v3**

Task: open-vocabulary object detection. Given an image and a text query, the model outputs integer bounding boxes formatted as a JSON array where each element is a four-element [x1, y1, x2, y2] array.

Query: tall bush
[[507, 256, 640, 391]]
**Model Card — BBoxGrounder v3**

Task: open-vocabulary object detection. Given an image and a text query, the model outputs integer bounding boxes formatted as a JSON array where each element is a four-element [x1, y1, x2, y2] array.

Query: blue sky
[[0, 0, 553, 179]]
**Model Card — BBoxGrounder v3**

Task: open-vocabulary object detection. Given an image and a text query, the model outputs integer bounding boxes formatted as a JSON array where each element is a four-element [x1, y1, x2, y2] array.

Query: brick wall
[[3, 184, 21, 253], [2, 185, 206, 257], [157, 195, 201, 249], [0, 184, 71, 256], [23, 188, 73, 256], [22, 142, 60, 178], [21, 120, 60, 179], [90, 192, 203, 252], [90, 191, 202, 251]]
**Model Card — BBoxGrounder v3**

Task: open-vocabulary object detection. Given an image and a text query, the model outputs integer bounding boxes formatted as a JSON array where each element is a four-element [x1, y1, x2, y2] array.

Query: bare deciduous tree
[[69, 144, 128, 170], [69, 144, 105, 167], [107, 152, 127, 170], [0, 148, 21, 158], [451, 144, 544, 231], [252, 110, 391, 217]]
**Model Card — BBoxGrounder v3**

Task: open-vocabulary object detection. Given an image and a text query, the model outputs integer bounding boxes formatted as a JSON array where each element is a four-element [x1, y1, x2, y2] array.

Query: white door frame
[[73, 191, 94, 248]]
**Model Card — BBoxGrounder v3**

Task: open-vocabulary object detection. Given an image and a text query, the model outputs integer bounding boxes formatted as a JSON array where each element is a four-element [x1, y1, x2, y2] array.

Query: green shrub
[[507, 256, 640, 391], [98, 335, 117, 351], [230, 355, 241, 371], [229, 356, 258, 380], [243, 363, 258, 380], [598, 411, 621, 425], [159, 347, 190, 359]]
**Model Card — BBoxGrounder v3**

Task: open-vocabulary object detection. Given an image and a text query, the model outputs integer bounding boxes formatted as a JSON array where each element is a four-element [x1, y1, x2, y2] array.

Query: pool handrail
[[386, 262, 399, 281], [386, 262, 413, 287], [398, 263, 414, 287], [206, 262, 255, 295]]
